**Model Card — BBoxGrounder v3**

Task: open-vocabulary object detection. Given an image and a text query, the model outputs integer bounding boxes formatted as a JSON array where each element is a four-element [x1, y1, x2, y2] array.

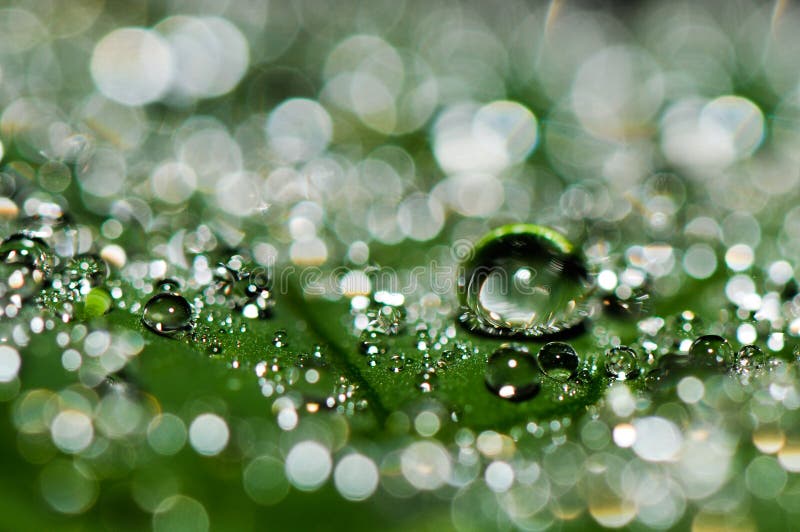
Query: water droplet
[[66, 254, 108, 287], [537, 342, 579, 382], [458, 224, 593, 337], [689, 335, 733, 368], [365, 302, 405, 335], [388, 354, 406, 373], [604, 346, 639, 380], [0, 233, 54, 300], [416, 371, 436, 393], [273, 330, 288, 348], [359, 330, 387, 356], [737, 344, 766, 371], [215, 258, 274, 318], [485, 344, 541, 402], [142, 293, 193, 336], [415, 329, 431, 352], [156, 278, 182, 293]]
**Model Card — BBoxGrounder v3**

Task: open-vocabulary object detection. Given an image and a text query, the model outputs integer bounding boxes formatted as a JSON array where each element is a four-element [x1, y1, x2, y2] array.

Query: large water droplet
[[142, 293, 193, 336], [537, 342, 579, 382], [604, 346, 639, 380], [0, 232, 54, 300], [458, 224, 593, 337], [688, 335, 733, 368], [485, 344, 541, 402]]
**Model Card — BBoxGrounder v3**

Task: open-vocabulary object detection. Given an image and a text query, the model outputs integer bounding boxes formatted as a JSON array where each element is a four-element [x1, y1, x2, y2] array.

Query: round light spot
[[414, 411, 441, 438], [266, 99, 332, 163], [188, 413, 229, 456], [400, 440, 451, 490], [0, 345, 21, 382], [677, 376, 704, 404], [91, 28, 173, 106], [285, 441, 332, 491], [683, 243, 717, 280], [151, 161, 197, 204], [153, 495, 209, 532], [397, 193, 445, 242], [147, 413, 187, 456], [334, 453, 379, 501], [243, 455, 290, 505], [613, 423, 637, 448], [632, 417, 682, 462], [598, 270, 618, 291], [485, 461, 514, 493], [700, 95, 765, 161], [40, 459, 97, 514], [746, 456, 787, 499], [725, 244, 754, 272], [51, 410, 94, 454]]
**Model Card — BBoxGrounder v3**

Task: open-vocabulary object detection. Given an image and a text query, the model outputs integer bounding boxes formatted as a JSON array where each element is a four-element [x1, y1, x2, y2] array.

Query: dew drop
[[485, 344, 541, 402], [0, 233, 54, 302], [604, 346, 639, 380], [737, 344, 766, 371], [215, 258, 274, 318], [155, 278, 182, 293], [537, 342, 579, 382], [388, 354, 406, 373], [416, 371, 437, 393], [273, 330, 288, 348], [688, 335, 733, 368], [66, 254, 108, 287], [359, 330, 387, 356], [365, 302, 405, 336], [458, 224, 593, 337], [142, 293, 193, 336]]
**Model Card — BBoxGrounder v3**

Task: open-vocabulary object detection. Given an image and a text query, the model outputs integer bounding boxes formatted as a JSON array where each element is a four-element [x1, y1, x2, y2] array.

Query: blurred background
[[2, 0, 797, 281]]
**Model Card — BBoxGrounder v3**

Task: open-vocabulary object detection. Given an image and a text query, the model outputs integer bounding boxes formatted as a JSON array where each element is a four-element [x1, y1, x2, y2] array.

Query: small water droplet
[[273, 330, 288, 348], [458, 224, 593, 337], [365, 302, 405, 335], [215, 257, 274, 318], [415, 329, 431, 352], [141, 293, 193, 336], [359, 330, 387, 356], [416, 371, 436, 393], [604, 346, 639, 380], [737, 344, 766, 371], [537, 342, 579, 382], [485, 344, 541, 402], [689, 335, 733, 368], [155, 278, 182, 293], [66, 254, 108, 287], [388, 354, 406, 373]]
